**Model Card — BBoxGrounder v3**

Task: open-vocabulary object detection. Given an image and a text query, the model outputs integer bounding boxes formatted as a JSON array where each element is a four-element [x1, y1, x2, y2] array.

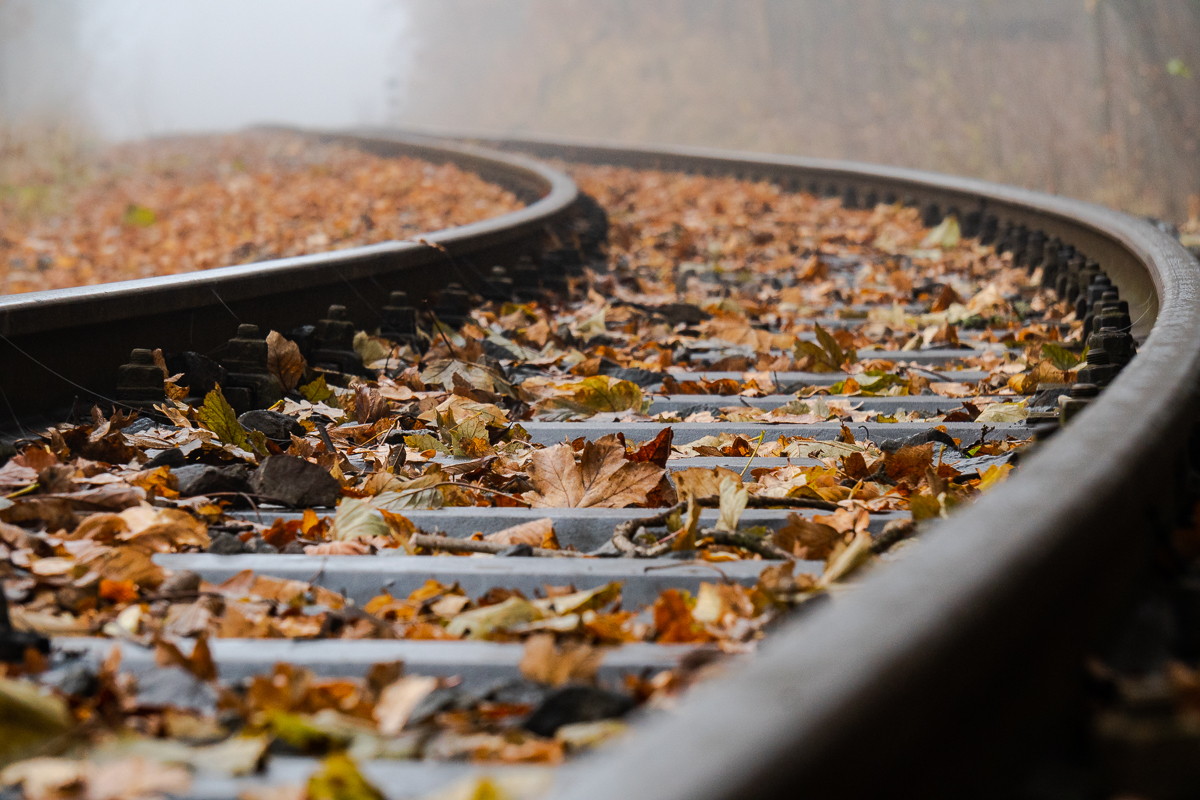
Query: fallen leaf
[[627, 427, 673, 467], [329, 499, 391, 541], [306, 753, 386, 800], [974, 402, 1028, 424], [523, 437, 663, 509], [484, 518, 557, 548], [267, 331, 307, 391], [446, 597, 542, 639], [883, 443, 934, 483], [929, 382, 973, 398], [715, 477, 748, 532], [671, 466, 742, 500], [774, 513, 842, 559], [520, 634, 602, 686], [196, 385, 255, 452], [653, 589, 712, 643], [373, 676, 437, 736], [0, 679, 73, 765], [978, 463, 1014, 491], [534, 376, 645, 418]]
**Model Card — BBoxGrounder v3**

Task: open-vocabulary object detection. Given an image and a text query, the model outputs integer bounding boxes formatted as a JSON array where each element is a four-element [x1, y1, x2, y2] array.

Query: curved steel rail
[[0, 133, 578, 423], [374, 131, 1200, 798]]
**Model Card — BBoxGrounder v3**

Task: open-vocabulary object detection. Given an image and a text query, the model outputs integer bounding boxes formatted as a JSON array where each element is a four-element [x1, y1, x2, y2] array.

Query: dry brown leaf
[[374, 676, 438, 735], [267, 331, 307, 391], [484, 518, 558, 548], [774, 513, 843, 560], [671, 466, 742, 499], [523, 436, 663, 509], [519, 633, 602, 686], [883, 443, 935, 483]]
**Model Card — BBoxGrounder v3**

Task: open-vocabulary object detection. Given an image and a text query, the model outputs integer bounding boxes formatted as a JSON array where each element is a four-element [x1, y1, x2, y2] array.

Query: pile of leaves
[[0, 159, 1093, 794], [0, 556, 823, 784], [0, 132, 522, 294]]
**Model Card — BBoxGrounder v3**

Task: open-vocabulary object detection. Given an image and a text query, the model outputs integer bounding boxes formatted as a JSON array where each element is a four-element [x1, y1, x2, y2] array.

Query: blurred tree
[[398, 0, 1199, 219]]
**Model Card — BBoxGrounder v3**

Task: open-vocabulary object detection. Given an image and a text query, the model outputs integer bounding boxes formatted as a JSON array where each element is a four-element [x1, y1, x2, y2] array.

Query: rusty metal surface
[[390, 131, 1200, 798], [0, 133, 577, 421]]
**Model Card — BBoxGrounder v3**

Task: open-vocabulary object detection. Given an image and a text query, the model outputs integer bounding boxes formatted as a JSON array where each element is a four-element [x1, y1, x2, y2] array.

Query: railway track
[[0, 130, 1197, 800]]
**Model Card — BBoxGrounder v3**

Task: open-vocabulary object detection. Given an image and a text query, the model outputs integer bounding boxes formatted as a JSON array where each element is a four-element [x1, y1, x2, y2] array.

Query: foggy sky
[[2, 0, 409, 138]]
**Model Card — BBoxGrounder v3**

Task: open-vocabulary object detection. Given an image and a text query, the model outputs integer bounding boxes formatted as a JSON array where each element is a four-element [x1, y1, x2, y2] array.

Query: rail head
[[0, 132, 577, 338], [0, 133, 578, 419], [395, 131, 1200, 798]]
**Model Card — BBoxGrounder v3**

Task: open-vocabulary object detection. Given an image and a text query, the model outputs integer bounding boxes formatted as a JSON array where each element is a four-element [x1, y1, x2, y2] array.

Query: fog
[[1, 0, 407, 137], [2, 0, 1198, 218]]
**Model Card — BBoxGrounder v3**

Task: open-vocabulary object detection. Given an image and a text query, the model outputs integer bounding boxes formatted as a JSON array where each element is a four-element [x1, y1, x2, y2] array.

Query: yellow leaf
[[0, 678, 73, 765], [195, 385, 251, 450], [978, 463, 1014, 492], [974, 402, 1028, 424], [920, 215, 961, 249], [445, 597, 542, 639], [533, 376, 644, 419], [299, 376, 334, 404], [306, 754, 386, 800]]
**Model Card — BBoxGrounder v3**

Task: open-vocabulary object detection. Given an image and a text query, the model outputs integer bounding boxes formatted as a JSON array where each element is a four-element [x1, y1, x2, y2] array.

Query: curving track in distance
[[2, 130, 1198, 799]]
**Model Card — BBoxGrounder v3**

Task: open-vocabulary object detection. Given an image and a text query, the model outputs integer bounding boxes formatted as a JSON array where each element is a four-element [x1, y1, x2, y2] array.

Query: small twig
[[739, 430, 766, 478], [138, 590, 226, 604], [692, 495, 839, 510], [701, 528, 792, 560], [611, 502, 686, 557], [390, 481, 530, 505], [642, 562, 736, 584], [410, 532, 587, 558]]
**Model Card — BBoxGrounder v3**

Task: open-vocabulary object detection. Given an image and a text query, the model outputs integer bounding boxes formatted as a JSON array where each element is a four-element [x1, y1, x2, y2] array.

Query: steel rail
[[0, 133, 578, 423], [363, 131, 1200, 798]]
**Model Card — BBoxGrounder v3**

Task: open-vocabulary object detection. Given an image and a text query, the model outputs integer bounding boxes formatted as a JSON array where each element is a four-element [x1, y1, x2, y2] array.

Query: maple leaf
[[523, 435, 664, 508], [627, 427, 673, 467]]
